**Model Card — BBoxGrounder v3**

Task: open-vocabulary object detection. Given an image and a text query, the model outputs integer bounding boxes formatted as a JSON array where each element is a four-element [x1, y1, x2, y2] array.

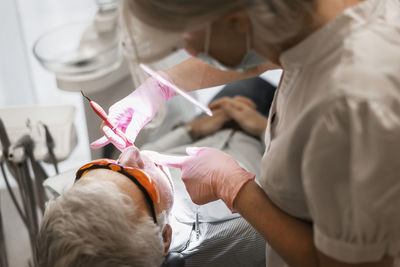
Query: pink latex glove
[[145, 147, 255, 211], [90, 76, 175, 151]]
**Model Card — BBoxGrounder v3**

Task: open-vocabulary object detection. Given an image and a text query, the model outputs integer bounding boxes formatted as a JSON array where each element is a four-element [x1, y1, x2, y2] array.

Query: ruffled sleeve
[[301, 96, 400, 263]]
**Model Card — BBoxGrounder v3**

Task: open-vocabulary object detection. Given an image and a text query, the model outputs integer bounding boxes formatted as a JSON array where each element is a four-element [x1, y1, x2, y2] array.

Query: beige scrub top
[[259, 0, 400, 266]]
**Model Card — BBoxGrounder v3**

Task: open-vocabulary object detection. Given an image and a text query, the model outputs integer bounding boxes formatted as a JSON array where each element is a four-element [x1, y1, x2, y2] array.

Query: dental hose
[[42, 123, 58, 174], [0, 161, 9, 267], [0, 196, 9, 267], [0, 163, 27, 227], [0, 125, 44, 265], [0, 120, 36, 265]]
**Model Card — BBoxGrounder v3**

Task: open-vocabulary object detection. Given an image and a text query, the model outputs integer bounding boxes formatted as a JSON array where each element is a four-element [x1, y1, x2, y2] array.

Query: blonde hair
[[124, 0, 251, 32], [249, 0, 314, 47], [36, 180, 166, 267], [122, 0, 314, 52], [124, 0, 313, 32]]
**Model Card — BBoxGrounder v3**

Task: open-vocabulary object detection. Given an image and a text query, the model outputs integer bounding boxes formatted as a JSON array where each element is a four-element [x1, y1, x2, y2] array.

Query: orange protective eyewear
[[75, 159, 160, 224]]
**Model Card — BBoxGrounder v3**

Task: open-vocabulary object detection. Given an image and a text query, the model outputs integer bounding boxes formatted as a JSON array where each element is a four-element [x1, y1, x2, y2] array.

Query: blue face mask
[[196, 24, 267, 72]]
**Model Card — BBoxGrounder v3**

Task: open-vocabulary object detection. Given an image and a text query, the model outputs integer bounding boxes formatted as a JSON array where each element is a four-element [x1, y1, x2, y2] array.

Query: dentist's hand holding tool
[[145, 147, 255, 211], [90, 76, 176, 151], [91, 65, 213, 151], [81, 91, 134, 149]]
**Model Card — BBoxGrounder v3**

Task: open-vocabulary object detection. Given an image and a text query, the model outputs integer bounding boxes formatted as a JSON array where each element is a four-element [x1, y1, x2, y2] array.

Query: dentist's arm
[[234, 181, 318, 267], [148, 148, 393, 267], [234, 181, 393, 267], [149, 147, 318, 267]]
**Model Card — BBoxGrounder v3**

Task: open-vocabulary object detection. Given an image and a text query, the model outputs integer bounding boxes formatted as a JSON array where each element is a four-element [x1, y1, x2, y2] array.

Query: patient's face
[[118, 146, 174, 214], [76, 146, 174, 219]]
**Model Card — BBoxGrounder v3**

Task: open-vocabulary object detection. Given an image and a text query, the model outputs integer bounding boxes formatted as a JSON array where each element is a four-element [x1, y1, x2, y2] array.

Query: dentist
[[91, 0, 400, 266]]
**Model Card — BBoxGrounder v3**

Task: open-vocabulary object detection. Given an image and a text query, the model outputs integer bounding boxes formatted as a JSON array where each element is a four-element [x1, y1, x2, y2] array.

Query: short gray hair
[[36, 179, 165, 267]]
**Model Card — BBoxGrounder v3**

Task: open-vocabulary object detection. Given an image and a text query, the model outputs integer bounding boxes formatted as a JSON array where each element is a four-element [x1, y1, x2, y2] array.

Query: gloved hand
[[90, 75, 175, 151], [145, 147, 255, 211]]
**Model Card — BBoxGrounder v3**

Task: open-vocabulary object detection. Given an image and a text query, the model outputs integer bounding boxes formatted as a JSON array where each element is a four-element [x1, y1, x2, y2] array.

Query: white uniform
[[260, 0, 400, 265]]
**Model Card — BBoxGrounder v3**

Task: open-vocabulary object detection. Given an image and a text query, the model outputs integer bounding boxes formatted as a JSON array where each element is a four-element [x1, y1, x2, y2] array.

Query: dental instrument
[[81, 91, 134, 147], [139, 64, 213, 117]]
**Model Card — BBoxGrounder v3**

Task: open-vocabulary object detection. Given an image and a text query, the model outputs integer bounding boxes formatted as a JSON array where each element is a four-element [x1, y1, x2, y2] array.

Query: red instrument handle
[[90, 101, 134, 147]]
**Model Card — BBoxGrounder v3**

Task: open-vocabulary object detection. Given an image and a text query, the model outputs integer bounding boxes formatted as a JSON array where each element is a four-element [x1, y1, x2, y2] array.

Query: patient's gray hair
[[36, 180, 165, 267]]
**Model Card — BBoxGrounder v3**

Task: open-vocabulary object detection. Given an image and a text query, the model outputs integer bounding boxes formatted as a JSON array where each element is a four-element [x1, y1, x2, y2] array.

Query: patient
[[36, 77, 276, 267], [36, 146, 175, 267]]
